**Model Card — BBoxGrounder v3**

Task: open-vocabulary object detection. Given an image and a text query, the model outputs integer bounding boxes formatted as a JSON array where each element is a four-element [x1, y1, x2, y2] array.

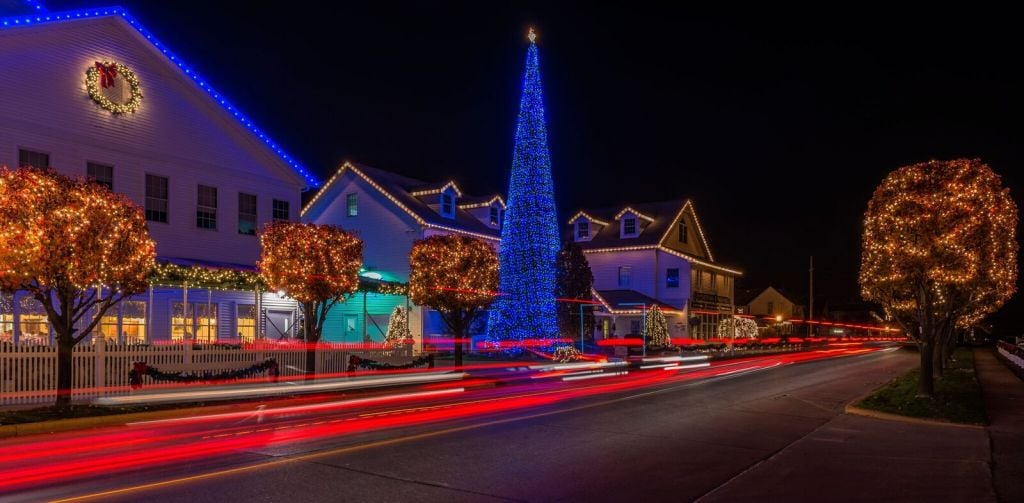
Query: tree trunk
[[303, 303, 318, 381], [56, 337, 74, 410], [932, 338, 945, 379], [918, 340, 935, 398], [454, 325, 465, 368]]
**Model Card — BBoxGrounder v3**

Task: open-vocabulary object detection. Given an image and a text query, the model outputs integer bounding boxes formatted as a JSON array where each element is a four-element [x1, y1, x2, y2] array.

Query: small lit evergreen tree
[[385, 305, 412, 345], [645, 306, 671, 347]]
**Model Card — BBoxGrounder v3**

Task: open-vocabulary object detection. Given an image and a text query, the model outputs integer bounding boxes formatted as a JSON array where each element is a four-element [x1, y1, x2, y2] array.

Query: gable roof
[[570, 199, 692, 249], [458, 194, 505, 209], [0, 5, 320, 189], [592, 289, 684, 314], [302, 162, 502, 240]]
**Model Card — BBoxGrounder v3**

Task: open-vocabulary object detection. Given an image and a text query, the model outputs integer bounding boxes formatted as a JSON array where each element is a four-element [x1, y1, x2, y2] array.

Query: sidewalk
[[974, 348, 1024, 502], [700, 350, 1017, 502]]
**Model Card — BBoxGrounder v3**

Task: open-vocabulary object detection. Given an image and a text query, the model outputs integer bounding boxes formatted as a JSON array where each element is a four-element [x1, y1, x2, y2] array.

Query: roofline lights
[[0, 5, 321, 189]]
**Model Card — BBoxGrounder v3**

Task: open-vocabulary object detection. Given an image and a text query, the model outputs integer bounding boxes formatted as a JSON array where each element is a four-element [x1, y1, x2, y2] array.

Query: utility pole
[[808, 256, 814, 338]]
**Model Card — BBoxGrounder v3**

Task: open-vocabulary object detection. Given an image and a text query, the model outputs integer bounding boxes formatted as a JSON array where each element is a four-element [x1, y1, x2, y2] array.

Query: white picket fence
[[0, 341, 415, 407]]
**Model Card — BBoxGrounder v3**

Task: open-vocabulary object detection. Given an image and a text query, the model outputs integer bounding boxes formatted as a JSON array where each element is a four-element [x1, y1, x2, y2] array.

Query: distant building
[[735, 286, 805, 320], [735, 286, 805, 336], [567, 199, 742, 340], [301, 162, 503, 349]]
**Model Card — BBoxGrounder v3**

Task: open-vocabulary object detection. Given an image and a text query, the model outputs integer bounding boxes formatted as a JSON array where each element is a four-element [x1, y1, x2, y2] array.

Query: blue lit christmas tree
[[487, 28, 561, 344]]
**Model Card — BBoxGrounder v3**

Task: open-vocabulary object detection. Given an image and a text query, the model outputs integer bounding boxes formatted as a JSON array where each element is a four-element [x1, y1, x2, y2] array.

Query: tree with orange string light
[[409, 234, 499, 367], [0, 167, 155, 410], [258, 222, 362, 378], [860, 158, 1018, 397]]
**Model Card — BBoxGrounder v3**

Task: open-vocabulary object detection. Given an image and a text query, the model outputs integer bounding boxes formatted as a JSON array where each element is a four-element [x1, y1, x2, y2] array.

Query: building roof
[[571, 199, 690, 249], [736, 286, 803, 307], [0, 4, 320, 188], [302, 162, 502, 240], [592, 289, 682, 314]]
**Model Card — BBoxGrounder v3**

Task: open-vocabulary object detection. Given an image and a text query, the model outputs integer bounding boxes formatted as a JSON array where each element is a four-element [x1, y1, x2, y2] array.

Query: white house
[[0, 5, 317, 344], [301, 162, 503, 349], [568, 199, 742, 340]]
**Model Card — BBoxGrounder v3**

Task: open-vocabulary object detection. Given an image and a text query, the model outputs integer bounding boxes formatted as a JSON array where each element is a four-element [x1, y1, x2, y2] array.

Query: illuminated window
[[678, 221, 688, 243], [195, 303, 218, 344], [272, 199, 290, 222], [98, 311, 119, 343], [18, 149, 49, 168], [238, 193, 257, 236], [171, 302, 193, 342], [87, 162, 114, 190], [121, 301, 147, 344], [667, 268, 680, 288], [197, 185, 218, 230], [576, 221, 589, 239], [618, 266, 632, 288], [145, 174, 169, 223], [346, 193, 358, 217], [0, 292, 12, 343], [19, 296, 49, 344], [236, 304, 257, 343]]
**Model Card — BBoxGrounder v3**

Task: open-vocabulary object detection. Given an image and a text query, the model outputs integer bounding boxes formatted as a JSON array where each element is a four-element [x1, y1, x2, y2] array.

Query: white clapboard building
[[0, 4, 319, 344]]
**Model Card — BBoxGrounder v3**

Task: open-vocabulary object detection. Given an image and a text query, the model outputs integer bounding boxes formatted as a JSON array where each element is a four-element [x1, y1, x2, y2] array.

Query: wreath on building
[[86, 61, 142, 114]]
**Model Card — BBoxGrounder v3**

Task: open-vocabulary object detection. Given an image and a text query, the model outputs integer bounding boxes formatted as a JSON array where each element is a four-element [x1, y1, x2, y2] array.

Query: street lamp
[[618, 302, 647, 358]]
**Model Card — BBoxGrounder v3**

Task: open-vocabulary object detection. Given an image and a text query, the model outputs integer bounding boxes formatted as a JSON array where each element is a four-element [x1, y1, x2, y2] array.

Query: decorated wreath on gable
[[86, 61, 142, 114]]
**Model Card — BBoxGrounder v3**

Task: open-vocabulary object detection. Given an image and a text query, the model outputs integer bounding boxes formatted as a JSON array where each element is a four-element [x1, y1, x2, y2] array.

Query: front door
[[266, 310, 293, 340]]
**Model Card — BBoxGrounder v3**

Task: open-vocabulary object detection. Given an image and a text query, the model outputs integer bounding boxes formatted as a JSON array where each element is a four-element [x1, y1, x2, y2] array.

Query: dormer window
[[440, 191, 455, 219], [576, 220, 589, 240], [679, 221, 688, 243], [622, 216, 637, 237], [489, 205, 500, 226]]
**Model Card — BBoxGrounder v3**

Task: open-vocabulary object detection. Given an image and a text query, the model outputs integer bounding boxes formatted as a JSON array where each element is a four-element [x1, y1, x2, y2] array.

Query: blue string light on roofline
[[486, 28, 561, 347], [0, 5, 321, 188]]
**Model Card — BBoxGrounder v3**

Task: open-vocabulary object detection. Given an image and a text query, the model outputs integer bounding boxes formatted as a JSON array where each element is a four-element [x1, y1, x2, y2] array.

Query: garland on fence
[[347, 354, 434, 372], [129, 358, 279, 389]]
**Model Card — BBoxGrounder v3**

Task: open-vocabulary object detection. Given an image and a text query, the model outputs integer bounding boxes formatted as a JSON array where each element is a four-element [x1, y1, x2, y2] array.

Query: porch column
[[12, 291, 20, 346], [207, 288, 213, 343], [146, 285, 154, 344], [182, 283, 188, 342]]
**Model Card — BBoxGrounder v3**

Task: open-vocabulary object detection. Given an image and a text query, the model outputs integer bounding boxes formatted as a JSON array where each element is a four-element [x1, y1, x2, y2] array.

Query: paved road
[[5, 345, 977, 502]]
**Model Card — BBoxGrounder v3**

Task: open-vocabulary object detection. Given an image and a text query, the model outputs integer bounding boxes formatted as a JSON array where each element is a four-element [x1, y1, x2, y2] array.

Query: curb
[[844, 402, 985, 429], [0, 402, 251, 439]]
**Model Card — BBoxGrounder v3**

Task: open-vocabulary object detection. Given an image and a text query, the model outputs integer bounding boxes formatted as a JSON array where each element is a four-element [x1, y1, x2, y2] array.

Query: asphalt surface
[[1, 346, 965, 503]]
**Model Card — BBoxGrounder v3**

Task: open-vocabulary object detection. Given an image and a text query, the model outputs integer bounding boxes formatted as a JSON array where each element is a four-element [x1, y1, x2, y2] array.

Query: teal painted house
[[301, 163, 502, 349]]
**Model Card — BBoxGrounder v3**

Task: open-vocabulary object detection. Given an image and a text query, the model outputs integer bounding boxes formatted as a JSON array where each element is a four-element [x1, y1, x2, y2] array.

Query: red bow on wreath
[[95, 62, 118, 89]]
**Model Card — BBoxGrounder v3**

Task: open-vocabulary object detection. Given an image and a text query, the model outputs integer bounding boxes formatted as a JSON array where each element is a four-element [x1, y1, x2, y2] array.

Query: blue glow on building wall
[[487, 34, 560, 343], [0, 5, 321, 188]]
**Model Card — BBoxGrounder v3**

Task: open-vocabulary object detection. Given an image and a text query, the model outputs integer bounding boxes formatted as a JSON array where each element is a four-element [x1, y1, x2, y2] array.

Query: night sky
[[47, 2, 1024, 335]]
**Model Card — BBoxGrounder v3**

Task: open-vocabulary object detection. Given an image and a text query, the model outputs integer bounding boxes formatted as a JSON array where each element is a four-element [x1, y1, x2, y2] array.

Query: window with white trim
[[145, 174, 169, 223], [87, 162, 114, 190], [238, 193, 257, 235], [18, 149, 49, 168], [576, 221, 589, 240], [272, 199, 290, 222], [346, 193, 358, 217], [196, 185, 218, 230], [440, 192, 455, 218], [623, 216, 637, 237]]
